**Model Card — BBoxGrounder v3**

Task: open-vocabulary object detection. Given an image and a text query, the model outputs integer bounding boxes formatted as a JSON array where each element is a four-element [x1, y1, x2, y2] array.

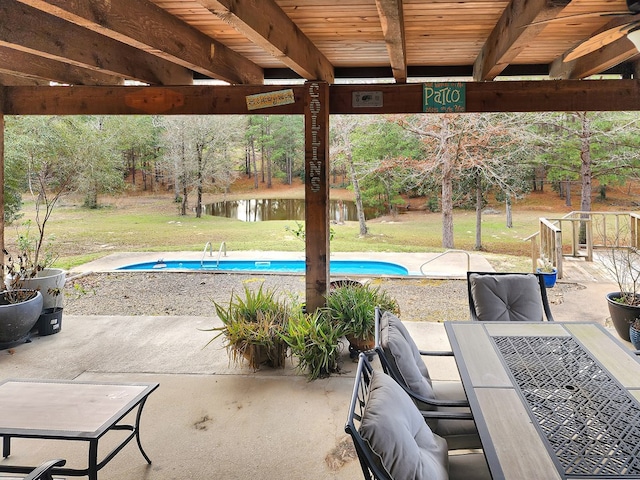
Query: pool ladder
[[201, 241, 226, 268]]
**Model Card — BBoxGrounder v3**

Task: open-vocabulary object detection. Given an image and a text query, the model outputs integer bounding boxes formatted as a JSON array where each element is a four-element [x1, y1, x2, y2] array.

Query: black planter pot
[[0, 290, 43, 349], [606, 292, 640, 342], [34, 307, 63, 336]]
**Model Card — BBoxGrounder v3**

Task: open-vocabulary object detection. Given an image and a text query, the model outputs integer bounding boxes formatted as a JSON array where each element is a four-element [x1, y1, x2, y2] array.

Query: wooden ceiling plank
[[195, 0, 333, 82], [473, 0, 572, 81], [1, 2, 192, 85], [374, 0, 407, 83], [17, 0, 263, 85], [0, 47, 124, 86], [549, 38, 638, 78]]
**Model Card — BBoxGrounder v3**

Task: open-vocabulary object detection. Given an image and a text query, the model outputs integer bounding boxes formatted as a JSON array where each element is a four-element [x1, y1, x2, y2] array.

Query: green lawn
[[7, 193, 569, 271]]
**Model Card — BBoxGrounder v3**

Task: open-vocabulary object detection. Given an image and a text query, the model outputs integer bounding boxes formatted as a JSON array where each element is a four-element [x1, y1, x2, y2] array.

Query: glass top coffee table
[[0, 379, 158, 480]]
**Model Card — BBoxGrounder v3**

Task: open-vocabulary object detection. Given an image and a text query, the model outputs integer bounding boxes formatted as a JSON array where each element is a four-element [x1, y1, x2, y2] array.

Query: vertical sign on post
[[304, 82, 330, 313]]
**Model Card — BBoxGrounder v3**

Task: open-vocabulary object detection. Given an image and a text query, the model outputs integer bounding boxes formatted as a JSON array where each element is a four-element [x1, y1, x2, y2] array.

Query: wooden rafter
[[473, 0, 571, 81], [0, 47, 124, 86], [196, 0, 333, 82], [550, 38, 638, 79], [550, 15, 640, 78], [374, 0, 407, 83], [1, 2, 193, 85], [17, 0, 263, 85]]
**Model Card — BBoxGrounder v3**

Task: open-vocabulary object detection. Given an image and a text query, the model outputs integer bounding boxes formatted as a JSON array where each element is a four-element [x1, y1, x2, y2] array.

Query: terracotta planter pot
[[606, 292, 640, 342]]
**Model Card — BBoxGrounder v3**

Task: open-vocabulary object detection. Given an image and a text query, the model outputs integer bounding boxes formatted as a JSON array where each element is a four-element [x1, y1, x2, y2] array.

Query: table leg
[[2, 436, 9, 457], [134, 396, 152, 464], [89, 439, 98, 480]]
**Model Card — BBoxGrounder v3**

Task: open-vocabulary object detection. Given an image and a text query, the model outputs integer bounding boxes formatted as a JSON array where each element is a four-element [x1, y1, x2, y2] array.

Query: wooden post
[[0, 105, 4, 271], [304, 81, 330, 313]]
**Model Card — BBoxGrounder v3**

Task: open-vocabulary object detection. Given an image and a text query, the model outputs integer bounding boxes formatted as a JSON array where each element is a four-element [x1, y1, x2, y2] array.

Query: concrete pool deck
[[70, 249, 494, 277], [0, 252, 626, 479]]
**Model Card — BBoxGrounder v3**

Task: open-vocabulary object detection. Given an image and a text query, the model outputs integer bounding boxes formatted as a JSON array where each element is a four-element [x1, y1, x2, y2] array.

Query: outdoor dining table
[[0, 379, 158, 480], [444, 321, 640, 479]]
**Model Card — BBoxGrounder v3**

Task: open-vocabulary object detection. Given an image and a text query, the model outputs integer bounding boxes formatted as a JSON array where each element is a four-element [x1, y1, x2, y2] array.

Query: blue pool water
[[117, 259, 409, 276]]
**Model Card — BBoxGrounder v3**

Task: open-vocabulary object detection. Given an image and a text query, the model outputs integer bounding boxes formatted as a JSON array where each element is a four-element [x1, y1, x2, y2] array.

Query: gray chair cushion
[[360, 370, 449, 480], [379, 311, 481, 449], [469, 273, 544, 322], [380, 311, 434, 401]]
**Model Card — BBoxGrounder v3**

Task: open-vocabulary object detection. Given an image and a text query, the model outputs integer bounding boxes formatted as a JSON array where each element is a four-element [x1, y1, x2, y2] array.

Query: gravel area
[[63, 272, 472, 322]]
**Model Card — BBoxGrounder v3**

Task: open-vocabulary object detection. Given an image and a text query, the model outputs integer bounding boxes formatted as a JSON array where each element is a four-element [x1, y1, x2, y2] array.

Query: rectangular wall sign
[[423, 83, 466, 113], [246, 89, 295, 111]]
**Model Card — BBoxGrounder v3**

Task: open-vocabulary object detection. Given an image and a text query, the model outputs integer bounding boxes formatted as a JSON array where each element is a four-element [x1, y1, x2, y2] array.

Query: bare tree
[[161, 116, 245, 216], [331, 115, 369, 236]]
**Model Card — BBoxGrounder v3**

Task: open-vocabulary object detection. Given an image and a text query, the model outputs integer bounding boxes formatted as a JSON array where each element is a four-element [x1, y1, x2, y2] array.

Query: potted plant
[[4, 222, 66, 335], [0, 288, 43, 349], [536, 258, 557, 288], [206, 284, 289, 370], [325, 282, 399, 356], [599, 244, 640, 342], [281, 307, 343, 380]]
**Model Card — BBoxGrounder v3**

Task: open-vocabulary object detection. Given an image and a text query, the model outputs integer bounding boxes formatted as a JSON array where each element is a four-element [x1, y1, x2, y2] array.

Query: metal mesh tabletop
[[494, 335, 640, 477]]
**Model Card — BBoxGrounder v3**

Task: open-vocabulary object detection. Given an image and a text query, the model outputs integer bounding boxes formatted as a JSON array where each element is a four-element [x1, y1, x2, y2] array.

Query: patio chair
[[374, 308, 481, 450], [467, 271, 554, 322], [25, 459, 66, 480], [345, 354, 491, 480]]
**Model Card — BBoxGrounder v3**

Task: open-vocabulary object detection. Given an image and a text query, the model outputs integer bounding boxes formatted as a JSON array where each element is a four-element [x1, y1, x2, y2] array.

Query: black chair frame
[[466, 271, 555, 322], [374, 306, 471, 411], [345, 354, 476, 480], [25, 459, 66, 480]]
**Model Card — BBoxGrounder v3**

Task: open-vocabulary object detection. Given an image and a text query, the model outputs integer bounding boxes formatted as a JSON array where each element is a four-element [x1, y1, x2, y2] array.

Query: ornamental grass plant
[[208, 284, 289, 370]]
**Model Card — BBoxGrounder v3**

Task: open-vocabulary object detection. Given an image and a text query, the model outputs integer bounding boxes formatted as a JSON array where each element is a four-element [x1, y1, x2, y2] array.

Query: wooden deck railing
[[525, 211, 640, 279]]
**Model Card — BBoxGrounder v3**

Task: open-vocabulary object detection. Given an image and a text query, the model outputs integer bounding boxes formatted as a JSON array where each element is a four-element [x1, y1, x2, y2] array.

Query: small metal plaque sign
[[352, 91, 383, 108], [423, 83, 466, 113]]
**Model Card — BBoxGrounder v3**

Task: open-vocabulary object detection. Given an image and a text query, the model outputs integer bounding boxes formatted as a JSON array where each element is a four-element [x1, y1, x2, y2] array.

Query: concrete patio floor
[[0, 253, 628, 479]]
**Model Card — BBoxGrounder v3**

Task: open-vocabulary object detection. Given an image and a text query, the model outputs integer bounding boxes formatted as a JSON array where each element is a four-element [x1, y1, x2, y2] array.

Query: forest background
[[3, 111, 640, 270]]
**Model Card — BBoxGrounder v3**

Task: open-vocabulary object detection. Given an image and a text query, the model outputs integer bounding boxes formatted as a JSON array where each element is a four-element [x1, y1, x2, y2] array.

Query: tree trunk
[[474, 172, 483, 250], [181, 186, 188, 216], [195, 146, 203, 218], [441, 156, 454, 249], [506, 193, 512, 228], [579, 112, 592, 244], [347, 151, 368, 236], [251, 137, 258, 189]]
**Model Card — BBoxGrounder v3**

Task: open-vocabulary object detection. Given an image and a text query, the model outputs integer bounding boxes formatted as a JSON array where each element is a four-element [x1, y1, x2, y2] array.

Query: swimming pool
[[117, 259, 409, 276]]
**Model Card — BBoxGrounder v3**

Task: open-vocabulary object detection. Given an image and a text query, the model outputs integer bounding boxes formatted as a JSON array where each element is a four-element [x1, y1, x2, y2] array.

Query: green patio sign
[[423, 83, 466, 113]]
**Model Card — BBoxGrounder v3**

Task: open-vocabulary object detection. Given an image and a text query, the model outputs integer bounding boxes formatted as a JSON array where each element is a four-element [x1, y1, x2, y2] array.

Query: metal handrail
[[216, 241, 227, 267], [419, 249, 470, 276], [201, 242, 213, 268]]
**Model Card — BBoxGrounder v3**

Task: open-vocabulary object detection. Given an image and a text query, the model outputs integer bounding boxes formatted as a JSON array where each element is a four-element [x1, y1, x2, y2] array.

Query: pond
[[205, 198, 379, 222]]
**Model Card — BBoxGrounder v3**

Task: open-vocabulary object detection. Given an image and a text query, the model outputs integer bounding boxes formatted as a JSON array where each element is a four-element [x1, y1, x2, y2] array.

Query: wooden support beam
[[374, 0, 407, 83], [18, 0, 263, 85], [473, 0, 570, 81], [198, 0, 332, 82], [0, 46, 124, 86], [1, 2, 193, 85], [0, 111, 5, 267], [304, 81, 330, 313], [3, 80, 640, 116], [2, 85, 306, 115]]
